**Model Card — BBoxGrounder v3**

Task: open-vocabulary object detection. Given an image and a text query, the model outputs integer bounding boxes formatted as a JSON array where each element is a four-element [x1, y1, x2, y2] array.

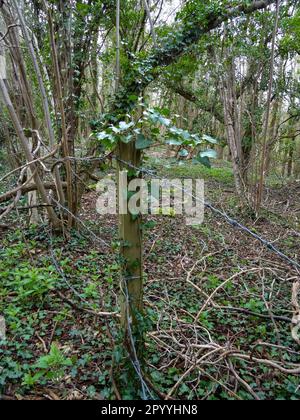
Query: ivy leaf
[[169, 127, 191, 142], [112, 126, 121, 134], [181, 130, 191, 141], [166, 138, 182, 146], [195, 156, 211, 168], [136, 134, 152, 150], [119, 121, 134, 131], [179, 149, 189, 158], [97, 131, 110, 140], [158, 116, 171, 127], [199, 149, 217, 159], [144, 110, 171, 127], [120, 134, 133, 144], [191, 134, 202, 144], [202, 134, 218, 144]]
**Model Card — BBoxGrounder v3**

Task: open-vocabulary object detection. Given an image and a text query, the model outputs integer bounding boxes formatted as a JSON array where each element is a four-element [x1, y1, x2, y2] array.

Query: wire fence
[[122, 277, 155, 400], [115, 156, 300, 399], [5, 149, 298, 274], [2, 153, 300, 399], [115, 157, 300, 272]]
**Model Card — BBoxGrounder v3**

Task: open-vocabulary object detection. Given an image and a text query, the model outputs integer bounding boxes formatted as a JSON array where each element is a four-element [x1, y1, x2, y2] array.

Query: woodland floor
[[0, 158, 300, 400]]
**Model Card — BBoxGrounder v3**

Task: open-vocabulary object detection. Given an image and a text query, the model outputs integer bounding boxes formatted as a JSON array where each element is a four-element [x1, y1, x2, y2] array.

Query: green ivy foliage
[[281, 9, 300, 54]]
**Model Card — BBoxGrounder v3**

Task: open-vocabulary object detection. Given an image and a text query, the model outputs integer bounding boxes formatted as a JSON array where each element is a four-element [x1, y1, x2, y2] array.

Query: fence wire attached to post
[[121, 276, 155, 400]]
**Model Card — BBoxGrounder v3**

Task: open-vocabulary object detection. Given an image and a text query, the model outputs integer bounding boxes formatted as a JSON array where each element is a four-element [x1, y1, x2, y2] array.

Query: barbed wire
[[115, 156, 300, 398], [53, 155, 299, 399], [3, 152, 299, 399], [115, 157, 300, 273], [51, 182, 154, 398], [121, 277, 155, 400], [43, 225, 119, 318], [51, 197, 111, 249]]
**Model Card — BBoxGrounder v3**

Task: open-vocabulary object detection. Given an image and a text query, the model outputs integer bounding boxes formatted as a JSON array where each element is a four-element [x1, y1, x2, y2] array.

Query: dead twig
[[196, 268, 262, 321], [228, 360, 261, 400], [0, 24, 20, 42]]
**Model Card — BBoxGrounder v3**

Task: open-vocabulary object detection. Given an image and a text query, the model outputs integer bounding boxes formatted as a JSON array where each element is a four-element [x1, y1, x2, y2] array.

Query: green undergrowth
[[1, 217, 300, 400], [147, 157, 234, 185], [0, 157, 300, 400], [0, 228, 119, 399]]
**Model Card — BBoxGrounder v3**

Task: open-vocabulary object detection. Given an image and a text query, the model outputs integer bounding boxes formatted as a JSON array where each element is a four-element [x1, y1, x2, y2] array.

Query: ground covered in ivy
[[0, 160, 299, 400]]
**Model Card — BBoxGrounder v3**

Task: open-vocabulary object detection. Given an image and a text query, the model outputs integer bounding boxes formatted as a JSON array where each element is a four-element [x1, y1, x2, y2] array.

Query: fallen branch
[[0, 145, 59, 184], [219, 306, 291, 324], [195, 268, 262, 321], [0, 188, 22, 220], [231, 352, 300, 374], [0, 167, 35, 220], [0, 23, 20, 42], [54, 290, 120, 319], [16, 204, 54, 211], [0, 223, 10, 230], [228, 360, 261, 400], [0, 182, 67, 204]]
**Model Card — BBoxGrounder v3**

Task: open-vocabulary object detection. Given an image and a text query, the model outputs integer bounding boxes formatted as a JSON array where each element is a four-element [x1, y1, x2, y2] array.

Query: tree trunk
[[11, 0, 65, 207], [282, 144, 288, 177], [294, 137, 300, 178], [287, 140, 295, 178], [27, 138, 39, 224], [0, 78, 60, 228], [265, 99, 282, 173], [221, 59, 245, 197], [47, 8, 75, 226]]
